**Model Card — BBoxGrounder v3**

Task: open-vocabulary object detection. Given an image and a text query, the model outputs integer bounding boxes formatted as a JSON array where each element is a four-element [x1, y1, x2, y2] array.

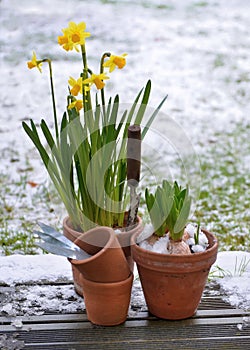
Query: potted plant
[[22, 20, 167, 300], [131, 180, 218, 320]]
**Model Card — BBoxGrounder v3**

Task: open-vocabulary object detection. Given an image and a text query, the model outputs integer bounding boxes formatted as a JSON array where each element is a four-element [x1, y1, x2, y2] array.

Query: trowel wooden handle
[[127, 125, 141, 186]]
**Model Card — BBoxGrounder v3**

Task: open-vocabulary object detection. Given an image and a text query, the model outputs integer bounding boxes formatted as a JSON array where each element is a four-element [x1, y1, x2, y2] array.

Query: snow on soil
[[138, 223, 209, 254]]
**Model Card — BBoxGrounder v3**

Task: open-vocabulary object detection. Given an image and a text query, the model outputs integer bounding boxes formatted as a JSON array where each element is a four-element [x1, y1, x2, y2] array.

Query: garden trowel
[[126, 125, 141, 228], [34, 222, 91, 260]]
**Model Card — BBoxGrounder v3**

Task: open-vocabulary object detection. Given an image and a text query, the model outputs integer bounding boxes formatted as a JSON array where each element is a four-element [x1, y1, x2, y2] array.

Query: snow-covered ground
[[1, 0, 249, 240], [210, 251, 250, 310], [1, 0, 250, 185], [0, 0, 249, 322], [0, 251, 249, 318]]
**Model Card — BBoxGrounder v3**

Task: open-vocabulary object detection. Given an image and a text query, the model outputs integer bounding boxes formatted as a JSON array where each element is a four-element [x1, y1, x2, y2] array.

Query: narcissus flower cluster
[[24, 19, 167, 232], [27, 21, 127, 114], [58, 21, 90, 52]]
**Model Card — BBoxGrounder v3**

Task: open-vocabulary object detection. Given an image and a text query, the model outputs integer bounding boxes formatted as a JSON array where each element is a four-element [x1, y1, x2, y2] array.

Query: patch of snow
[[211, 251, 250, 277], [0, 284, 84, 317], [11, 318, 23, 329], [0, 334, 25, 350], [191, 244, 206, 253], [138, 223, 208, 254], [0, 254, 83, 316], [210, 251, 250, 310], [186, 237, 195, 246], [185, 223, 196, 236], [0, 254, 72, 286], [2, 303, 13, 315], [140, 234, 170, 255], [114, 229, 122, 234], [0, 251, 249, 316], [198, 232, 209, 247], [137, 223, 154, 243]]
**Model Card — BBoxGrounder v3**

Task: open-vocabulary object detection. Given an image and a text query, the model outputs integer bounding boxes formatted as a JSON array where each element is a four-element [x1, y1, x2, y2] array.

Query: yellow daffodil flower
[[68, 99, 83, 112], [68, 76, 83, 96], [58, 29, 73, 51], [103, 53, 127, 73], [58, 21, 91, 52], [83, 73, 109, 90], [27, 51, 43, 73]]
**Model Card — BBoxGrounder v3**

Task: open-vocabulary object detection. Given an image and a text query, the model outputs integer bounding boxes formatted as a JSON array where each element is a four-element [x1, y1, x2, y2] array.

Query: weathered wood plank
[[1, 321, 249, 350], [0, 315, 248, 331], [0, 308, 248, 327]]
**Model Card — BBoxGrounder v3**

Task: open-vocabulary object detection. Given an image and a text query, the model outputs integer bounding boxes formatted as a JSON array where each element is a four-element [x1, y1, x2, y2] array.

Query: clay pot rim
[[82, 272, 134, 288], [63, 216, 83, 236], [64, 214, 143, 248], [63, 214, 142, 233], [70, 226, 119, 265], [131, 228, 218, 260]]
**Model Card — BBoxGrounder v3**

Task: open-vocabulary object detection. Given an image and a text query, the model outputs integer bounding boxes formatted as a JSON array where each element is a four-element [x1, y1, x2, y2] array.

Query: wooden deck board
[[0, 282, 249, 349]]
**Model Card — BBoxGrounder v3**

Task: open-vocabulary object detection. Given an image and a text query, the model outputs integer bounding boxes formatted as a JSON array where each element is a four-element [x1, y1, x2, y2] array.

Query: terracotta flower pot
[[131, 229, 218, 320], [63, 215, 143, 295], [68, 226, 130, 283], [82, 273, 133, 326]]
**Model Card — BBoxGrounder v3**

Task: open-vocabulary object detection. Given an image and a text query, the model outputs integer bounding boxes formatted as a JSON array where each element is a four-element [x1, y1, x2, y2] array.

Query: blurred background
[[0, 0, 250, 254]]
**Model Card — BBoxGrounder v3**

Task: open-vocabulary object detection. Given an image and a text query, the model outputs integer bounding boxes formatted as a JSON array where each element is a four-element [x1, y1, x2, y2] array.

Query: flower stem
[[81, 44, 92, 112], [44, 59, 59, 142], [100, 52, 111, 118]]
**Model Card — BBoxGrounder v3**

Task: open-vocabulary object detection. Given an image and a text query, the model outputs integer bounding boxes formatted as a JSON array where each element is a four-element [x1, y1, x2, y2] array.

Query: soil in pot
[[131, 228, 218, 320]]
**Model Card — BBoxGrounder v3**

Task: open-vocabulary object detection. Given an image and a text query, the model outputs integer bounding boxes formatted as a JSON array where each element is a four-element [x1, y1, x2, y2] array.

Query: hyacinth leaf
[[174, 194, 192, 236], [145, 180, 191, 240], [146, 187, 165, 237], [145, 188, 155, 212]]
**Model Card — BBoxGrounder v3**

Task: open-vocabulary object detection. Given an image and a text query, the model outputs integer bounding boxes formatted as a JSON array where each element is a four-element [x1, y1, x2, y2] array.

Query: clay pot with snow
[[131, 180, 219, 320], [131, 228, 218, 320]]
